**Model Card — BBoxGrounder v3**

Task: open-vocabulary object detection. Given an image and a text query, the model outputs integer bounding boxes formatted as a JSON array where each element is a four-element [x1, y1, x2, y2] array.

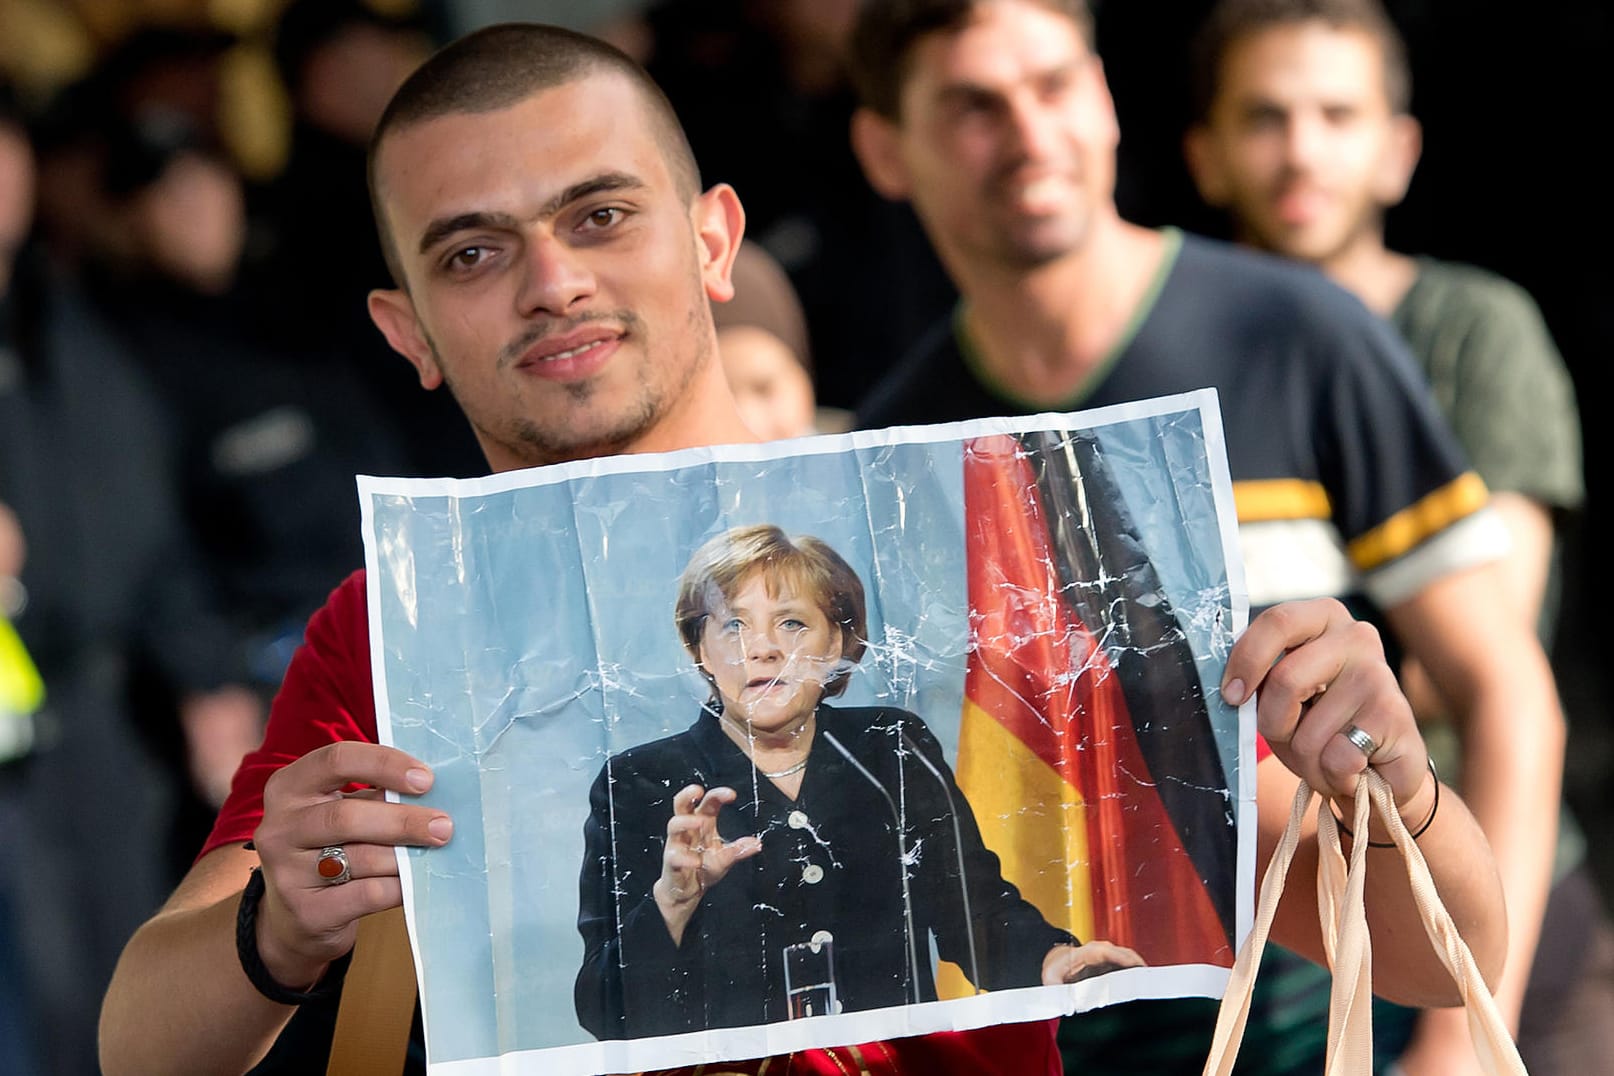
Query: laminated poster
[[359, 388, 1255, 1075]]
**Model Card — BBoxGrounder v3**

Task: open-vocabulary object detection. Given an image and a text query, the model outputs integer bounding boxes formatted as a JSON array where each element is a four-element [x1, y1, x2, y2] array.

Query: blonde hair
[[675, 524, 868, 699]]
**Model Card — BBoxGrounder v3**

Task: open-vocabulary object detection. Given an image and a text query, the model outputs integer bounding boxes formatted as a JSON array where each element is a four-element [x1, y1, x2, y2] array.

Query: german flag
[[938, 432, 1234, 995]]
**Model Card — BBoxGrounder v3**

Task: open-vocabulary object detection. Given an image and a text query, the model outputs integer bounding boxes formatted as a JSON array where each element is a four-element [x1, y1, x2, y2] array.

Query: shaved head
[[367, 22, 700, 289]]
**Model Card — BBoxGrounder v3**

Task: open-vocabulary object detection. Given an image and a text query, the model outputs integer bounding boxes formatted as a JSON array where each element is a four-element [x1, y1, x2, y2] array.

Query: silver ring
[[316, 846, 351, 885], [1341, 724, 1379, 760]]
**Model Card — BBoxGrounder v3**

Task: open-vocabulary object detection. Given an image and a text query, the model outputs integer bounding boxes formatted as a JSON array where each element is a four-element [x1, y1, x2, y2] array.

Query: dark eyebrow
[[415, 171, 649, 256], [933, 82, 1006, 110], [932, 58, 1085, 108]]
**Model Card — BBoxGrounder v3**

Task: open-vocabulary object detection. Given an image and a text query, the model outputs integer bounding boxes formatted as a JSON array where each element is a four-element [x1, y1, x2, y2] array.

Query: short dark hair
[[1189, 0, 1411, 123], [847, 0, 1095, 120], [366, 22, 700, 288], [675, 525, 868, 700]]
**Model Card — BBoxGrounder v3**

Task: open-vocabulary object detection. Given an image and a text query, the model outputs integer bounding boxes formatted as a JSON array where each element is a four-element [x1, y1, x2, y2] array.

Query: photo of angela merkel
[[575, 524, 1143, 1040]]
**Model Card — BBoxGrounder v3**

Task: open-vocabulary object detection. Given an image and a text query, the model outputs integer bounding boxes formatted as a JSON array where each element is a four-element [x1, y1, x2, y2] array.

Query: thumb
[[711, 835, 762, 876]]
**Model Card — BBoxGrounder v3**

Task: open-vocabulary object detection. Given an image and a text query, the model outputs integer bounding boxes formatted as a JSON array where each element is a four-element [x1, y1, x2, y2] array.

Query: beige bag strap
[[326, 906, 419, 1076], [1202, 769, 1526, 1076]]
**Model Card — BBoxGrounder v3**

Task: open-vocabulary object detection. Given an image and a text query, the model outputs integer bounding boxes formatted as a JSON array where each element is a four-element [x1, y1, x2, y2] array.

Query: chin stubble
[[428, 289, 710, 466]]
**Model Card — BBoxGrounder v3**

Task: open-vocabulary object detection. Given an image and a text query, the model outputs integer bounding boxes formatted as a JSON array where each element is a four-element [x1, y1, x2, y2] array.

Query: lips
[[993, 166, 1076, 214], [513, 328, 622, 381], [1272, 184, 1331, 227]]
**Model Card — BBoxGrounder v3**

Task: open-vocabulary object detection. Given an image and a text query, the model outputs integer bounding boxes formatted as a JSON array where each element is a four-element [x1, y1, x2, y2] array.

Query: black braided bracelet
[[235, 867, 349, 1005], [1331, 757, 1441, 849]]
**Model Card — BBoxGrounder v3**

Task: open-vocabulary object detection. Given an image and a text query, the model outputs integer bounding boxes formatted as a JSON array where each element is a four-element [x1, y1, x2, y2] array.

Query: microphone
[[819, 729, 924, 1004], [900, 727, 983, 992]]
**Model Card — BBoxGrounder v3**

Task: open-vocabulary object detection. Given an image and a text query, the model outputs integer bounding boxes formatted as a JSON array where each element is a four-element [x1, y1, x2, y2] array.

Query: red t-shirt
[[204, 570, 1062, 1076]]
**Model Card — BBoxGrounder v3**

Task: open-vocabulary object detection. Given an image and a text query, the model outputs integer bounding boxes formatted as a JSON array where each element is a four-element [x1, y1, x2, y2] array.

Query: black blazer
[[574, 703, 1073, 1039]]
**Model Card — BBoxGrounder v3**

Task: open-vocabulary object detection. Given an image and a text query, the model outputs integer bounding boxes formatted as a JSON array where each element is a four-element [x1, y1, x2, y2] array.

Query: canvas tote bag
[[1202, 768, 1526, 1076]]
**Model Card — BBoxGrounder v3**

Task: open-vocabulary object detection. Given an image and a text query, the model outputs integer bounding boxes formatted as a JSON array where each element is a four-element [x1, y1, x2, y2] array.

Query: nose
[[746, 626, 784, 664], [515, 232, 596, 317], [1006, 93, 1062, 161], [1282, 113, 1324, 171]]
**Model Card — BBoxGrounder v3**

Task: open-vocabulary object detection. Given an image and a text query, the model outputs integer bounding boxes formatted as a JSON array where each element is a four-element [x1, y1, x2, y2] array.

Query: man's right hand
[[652, 784, 761, 946], [249, 741, 453, 991]]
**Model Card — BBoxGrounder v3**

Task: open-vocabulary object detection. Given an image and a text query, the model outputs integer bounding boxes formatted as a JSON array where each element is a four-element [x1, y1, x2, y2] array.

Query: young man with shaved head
[[846, 0, 1562, 1070], [100, 22, 1506, 1075]]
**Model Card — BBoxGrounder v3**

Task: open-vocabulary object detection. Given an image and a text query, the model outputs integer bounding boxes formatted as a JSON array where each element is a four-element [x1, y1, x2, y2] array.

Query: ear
[[1088, 58, 1122, 152], [367, 287, 444, 390], [1183, 123, 1231, 207], [850, 108, 912, 201], [1372, 113, 1422, 208], [693, 182, 745, 303]]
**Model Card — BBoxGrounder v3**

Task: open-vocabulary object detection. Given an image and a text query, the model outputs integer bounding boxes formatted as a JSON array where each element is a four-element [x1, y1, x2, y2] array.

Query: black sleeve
[[573, 759, 707, 1040]]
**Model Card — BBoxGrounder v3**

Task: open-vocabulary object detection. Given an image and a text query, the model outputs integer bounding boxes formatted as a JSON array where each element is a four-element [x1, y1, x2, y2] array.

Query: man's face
[[1187, 22, 1416, 263], [368, 72, 737, 471], [0, 127, 35, 298], [858, 0, 1120, 271]]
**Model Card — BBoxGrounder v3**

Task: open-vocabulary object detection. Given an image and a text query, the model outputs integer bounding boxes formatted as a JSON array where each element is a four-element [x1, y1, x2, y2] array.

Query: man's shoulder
[[1171, 233, 1372, 323], [312, 569, 370, 636], [1399, 257, 1549, 328], [287, 568, 373, 699], [1137, 233, 1400, 382]]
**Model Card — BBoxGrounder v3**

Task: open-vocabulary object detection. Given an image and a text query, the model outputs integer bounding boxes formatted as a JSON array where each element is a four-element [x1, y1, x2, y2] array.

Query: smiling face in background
[[1187, 21, 1418, 264], [856, 0, 1120, 273], [698, 571, 844, 736], [367, 70, 742, 471]]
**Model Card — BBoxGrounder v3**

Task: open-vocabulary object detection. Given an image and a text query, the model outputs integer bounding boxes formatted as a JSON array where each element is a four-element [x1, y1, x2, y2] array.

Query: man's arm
[[1395, 493, 1557, 1072], [99, 845, 289, 1075], [1226, 598, 1508, 1004], [1385, 562, 1563, 1028], [98, 742, 451, 1076], [1399, 492, 1555, 719]]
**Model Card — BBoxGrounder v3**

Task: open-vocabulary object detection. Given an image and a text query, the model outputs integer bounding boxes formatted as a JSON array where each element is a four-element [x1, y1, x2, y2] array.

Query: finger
[[257, 795, 451, 859], [300, 794, 452, 850], [663, 844, 706, 876], [666, 814, 709, 847], [266, 873, 407, 945], [1223, 598, 1358, 705], [1043, 945, 1114, 985], [1260, 649, 1378, 758], [1087, 942, 1146, 968], [692, 787, 737, 818], [266, 741, 434, 804], [709, 835, 762, 876], [292, 842, 402, 890], [1275, 657, 1423, 802], [1320, 697, 1427, 805], [671, 784, 707, 817]]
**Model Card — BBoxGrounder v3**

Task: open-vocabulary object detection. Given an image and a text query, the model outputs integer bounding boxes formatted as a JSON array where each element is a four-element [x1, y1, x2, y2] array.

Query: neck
[[717, 706, 817, 760], [952, 220, 1166, 406], [622, 357, 759, 457], [1317, 231, 1418, 317]]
